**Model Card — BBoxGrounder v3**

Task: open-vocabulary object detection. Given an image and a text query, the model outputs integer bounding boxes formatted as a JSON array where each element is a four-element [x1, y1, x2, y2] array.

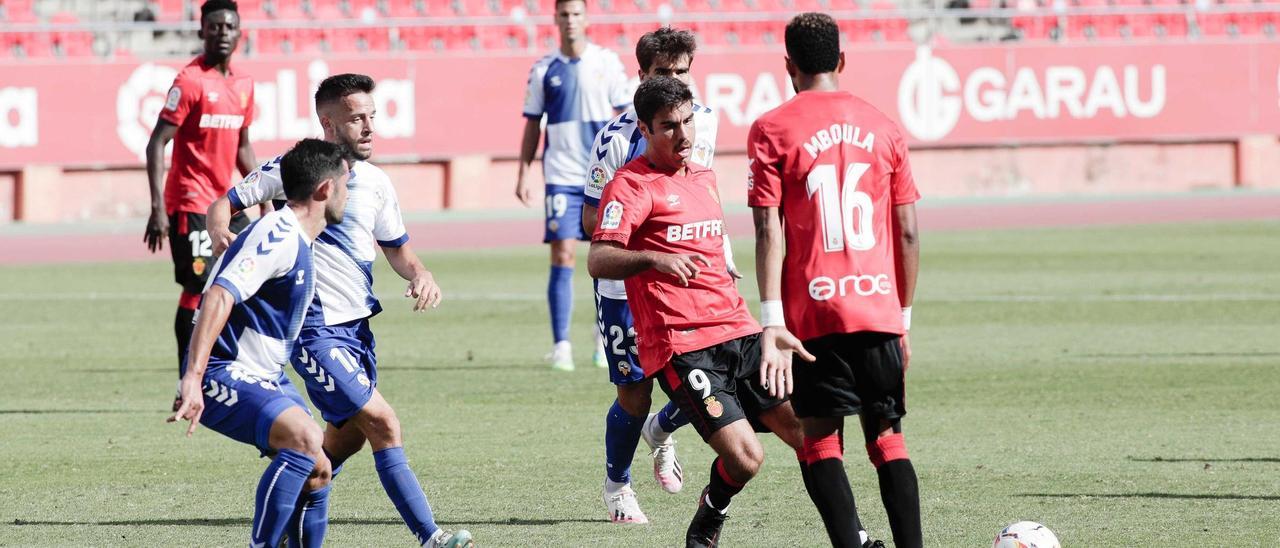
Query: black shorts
[[168, 211, 249, 295], [791, 332, 907, 422], [657, 333, 787, 442]]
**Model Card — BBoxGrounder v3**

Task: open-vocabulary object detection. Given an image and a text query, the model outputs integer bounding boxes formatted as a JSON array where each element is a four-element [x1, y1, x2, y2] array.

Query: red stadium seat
[[254, 28, 294, 54], [154, 0, 187, 22], [1012, 14, 1055, 39], [478, 24, 529, 50], [588, 23, 628, 48], [329, 27, 392, 52], [310, 0, 346, 19], [386, 0, 427, 17], [1, 0, 37, 23], [272, 0, 308, 19], [399, 25, 445, 51]]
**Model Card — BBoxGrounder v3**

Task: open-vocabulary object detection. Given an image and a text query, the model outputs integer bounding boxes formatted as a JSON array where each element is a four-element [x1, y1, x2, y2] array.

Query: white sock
[[645, 413, 671, 445], [604, 478, 629, 494]]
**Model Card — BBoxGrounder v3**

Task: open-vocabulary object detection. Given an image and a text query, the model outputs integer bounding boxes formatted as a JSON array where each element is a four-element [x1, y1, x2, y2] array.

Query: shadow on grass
[[378, 364, 529, 372], [1021, 493, 1280, 501], [10, 517, 601, 527], [0, 409, 155, 415], [1128, 457, 1280, 463]]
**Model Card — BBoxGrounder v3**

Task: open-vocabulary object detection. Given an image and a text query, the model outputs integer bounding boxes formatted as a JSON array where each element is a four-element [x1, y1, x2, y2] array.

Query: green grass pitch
[[1, 220, 1278, 546]]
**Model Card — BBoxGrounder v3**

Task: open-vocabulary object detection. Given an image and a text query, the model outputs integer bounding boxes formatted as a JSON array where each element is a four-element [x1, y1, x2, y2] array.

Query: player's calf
[[863, 419, 922, 548]]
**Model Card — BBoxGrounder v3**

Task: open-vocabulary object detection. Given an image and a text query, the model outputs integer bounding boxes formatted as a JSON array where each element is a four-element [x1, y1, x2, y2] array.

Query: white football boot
[[603, 484, 649, 524], [642, 412, 684, 494]]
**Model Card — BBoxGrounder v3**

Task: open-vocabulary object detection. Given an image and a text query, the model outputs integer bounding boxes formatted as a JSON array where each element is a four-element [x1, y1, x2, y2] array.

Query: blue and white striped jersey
[[228, 157, 409, 327], [584, 103, 719, 299], [522, 43, 631, 187], [202, 206, 315, 380]]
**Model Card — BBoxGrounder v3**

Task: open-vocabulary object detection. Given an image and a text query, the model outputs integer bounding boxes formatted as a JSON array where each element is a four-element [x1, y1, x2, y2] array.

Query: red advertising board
[[0, 41, 1276, 169]]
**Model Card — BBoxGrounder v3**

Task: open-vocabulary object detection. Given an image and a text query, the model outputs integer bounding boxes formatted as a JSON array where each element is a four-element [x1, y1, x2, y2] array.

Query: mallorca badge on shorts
[[704, 396, 723, 418], [192, 257, 206, 277]]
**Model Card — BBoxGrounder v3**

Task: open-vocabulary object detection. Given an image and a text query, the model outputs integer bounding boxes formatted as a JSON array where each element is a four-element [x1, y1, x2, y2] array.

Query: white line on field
[[0, 293, 1277, 303]]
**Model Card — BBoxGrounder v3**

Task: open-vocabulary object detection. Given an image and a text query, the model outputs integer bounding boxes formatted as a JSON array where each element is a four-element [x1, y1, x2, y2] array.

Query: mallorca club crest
[[703, 396, 723, 418], [600, 200, 624, 230], [192, 257, 206, 276]]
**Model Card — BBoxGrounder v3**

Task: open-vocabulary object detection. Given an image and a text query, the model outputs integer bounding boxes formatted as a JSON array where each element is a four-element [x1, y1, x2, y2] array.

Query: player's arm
[[515, 117, 541, 207], [210, 160, 284, 255], [587, 241, 709, 286], [752, 206, 813, 397], [143, 120, 179, 252], [207, 194, 239, 256], [894, 202, 920, 368], [382, 243, 442, 312], [168, 284, 233, 436]]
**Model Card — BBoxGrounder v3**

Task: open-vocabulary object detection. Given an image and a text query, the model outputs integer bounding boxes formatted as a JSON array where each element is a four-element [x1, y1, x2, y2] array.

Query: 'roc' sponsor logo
[[808, 273, 892, 301], [666, 220, 723, 242]]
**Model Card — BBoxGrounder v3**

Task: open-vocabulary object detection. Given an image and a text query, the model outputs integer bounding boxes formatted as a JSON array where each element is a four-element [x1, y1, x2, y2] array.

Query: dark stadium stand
[[0, 0, 1276, 58]]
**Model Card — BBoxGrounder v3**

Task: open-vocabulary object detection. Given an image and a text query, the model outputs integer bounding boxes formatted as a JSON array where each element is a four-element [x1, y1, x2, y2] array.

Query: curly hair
[[785, 12, 841, 75]]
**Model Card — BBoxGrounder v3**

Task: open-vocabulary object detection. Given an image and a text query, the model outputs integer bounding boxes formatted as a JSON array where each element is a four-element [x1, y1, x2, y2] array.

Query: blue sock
[[285, 485, 330, 548], [657, 400, 690, 433], [373, 447, 438, 545], [605, 400, 645, 485], [548, 265, 574, 343], [252, 449, 314, 548]]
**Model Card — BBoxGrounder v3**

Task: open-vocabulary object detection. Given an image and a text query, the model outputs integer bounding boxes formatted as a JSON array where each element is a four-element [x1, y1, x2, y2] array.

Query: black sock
[[174, 306, 195, 377], [877, 459, 922, 548], [806, 458, 864, 547], [706, 457, 744, 511]]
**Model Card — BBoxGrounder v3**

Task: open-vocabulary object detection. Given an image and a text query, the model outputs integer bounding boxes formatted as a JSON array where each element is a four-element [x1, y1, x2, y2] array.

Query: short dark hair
[[635, 27, 697, 73], [314, 73, 375, 109], [200, 0, 238, 22], [280, 139, 346, 202], [633, 76, 693, 127], [554, 0, 584, 5], [785, 12, 841, 75]]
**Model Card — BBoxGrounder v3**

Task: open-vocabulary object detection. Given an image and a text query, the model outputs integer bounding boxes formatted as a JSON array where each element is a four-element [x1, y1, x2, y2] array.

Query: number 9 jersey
[[746, 90, 920, 342]]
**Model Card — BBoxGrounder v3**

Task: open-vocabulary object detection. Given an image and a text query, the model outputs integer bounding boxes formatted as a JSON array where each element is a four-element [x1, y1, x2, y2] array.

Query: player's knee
[[358, 405, 401, 448], [726, 439, 765, 480], [295, 424, 325, 458]]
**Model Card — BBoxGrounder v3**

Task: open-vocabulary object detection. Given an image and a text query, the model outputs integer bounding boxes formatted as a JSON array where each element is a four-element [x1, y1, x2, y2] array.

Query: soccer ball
[[993, 521, 1060, 548]]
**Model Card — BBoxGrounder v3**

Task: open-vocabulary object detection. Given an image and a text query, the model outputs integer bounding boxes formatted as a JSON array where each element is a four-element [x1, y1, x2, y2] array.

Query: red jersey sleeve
[[889, 127, 921, 206], [159, 72, 199, 127], [592, 175, 652, 246], [746, 120, 783, 208]]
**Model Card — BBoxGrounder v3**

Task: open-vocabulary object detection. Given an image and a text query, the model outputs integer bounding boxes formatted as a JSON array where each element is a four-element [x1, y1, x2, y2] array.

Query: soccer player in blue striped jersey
[[580, 26, 729, 524], [516, 0, 630, 371], [170, 139, 345, 548], [206, 75, 472, 548]]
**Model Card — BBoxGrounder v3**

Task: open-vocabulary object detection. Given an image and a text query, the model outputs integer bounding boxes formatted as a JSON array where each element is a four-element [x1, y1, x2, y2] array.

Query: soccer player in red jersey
[[143, 0, 258, 380], [749, 13, 922, 548], [589, 76, 810, 548]]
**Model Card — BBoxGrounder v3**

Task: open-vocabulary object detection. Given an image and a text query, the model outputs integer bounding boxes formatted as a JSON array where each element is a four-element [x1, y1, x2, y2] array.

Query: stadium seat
[[589, 23, 628, 48], [310, 0, 346, 18], [254, 27, 294, 53], [154, 0, 188, 22], [385, 0, 427, 17], [1, 0, 37, 23], [329, 27, 392, 51], [477, 24, 529, 50], [1012, 14, 1056, 39], [271, 0, 308, 19]]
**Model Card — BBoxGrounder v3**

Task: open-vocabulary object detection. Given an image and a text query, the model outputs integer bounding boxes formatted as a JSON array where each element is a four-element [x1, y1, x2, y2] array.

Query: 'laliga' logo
[[897, 46, 962, 142], [600, 200, 624, 230], [237, 256, 256, 275], [590, 165, 606, 189]]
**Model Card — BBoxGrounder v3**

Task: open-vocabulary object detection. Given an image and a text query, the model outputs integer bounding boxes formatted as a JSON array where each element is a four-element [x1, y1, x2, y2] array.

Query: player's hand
[[726, 260, 743, 280], [651, 253, 711, 287], [515, 178, 533, 207], [144, 209, 168, 253], [759, 326, 815, 398], [167, 374, 205, 437], [405, 270, 443, 312], [209, 225, 236, 257], [900, 332, 912, 371]]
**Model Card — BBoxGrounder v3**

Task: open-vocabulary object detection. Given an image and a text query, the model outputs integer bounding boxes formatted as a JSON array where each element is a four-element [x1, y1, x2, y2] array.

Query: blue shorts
[[595, 281, 645, 385], [291, 319, 378, 426], [544, 184, 586, 243], [199, 367, 309, 454]]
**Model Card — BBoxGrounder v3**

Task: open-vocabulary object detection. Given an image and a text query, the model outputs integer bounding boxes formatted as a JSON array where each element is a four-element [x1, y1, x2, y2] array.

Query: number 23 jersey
[[747, 90, 920, 342]]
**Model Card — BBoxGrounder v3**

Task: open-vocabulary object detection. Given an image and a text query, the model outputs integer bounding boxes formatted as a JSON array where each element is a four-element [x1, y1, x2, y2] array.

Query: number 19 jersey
[[746, 90, 920, 342]]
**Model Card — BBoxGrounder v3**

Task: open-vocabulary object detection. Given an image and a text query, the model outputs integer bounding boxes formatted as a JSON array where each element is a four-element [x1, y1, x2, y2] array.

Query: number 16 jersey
[[746, 90, 920, 342]]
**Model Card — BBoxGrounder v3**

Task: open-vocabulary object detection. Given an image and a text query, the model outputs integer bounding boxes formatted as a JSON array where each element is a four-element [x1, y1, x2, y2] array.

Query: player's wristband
[[760, 300, 786, 328], [901, 306, 912, 331]]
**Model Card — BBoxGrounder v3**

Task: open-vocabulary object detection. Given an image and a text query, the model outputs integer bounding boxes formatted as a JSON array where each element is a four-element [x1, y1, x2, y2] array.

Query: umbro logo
[[667, 194, 680, 207], [207, 91, 219, 103]]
